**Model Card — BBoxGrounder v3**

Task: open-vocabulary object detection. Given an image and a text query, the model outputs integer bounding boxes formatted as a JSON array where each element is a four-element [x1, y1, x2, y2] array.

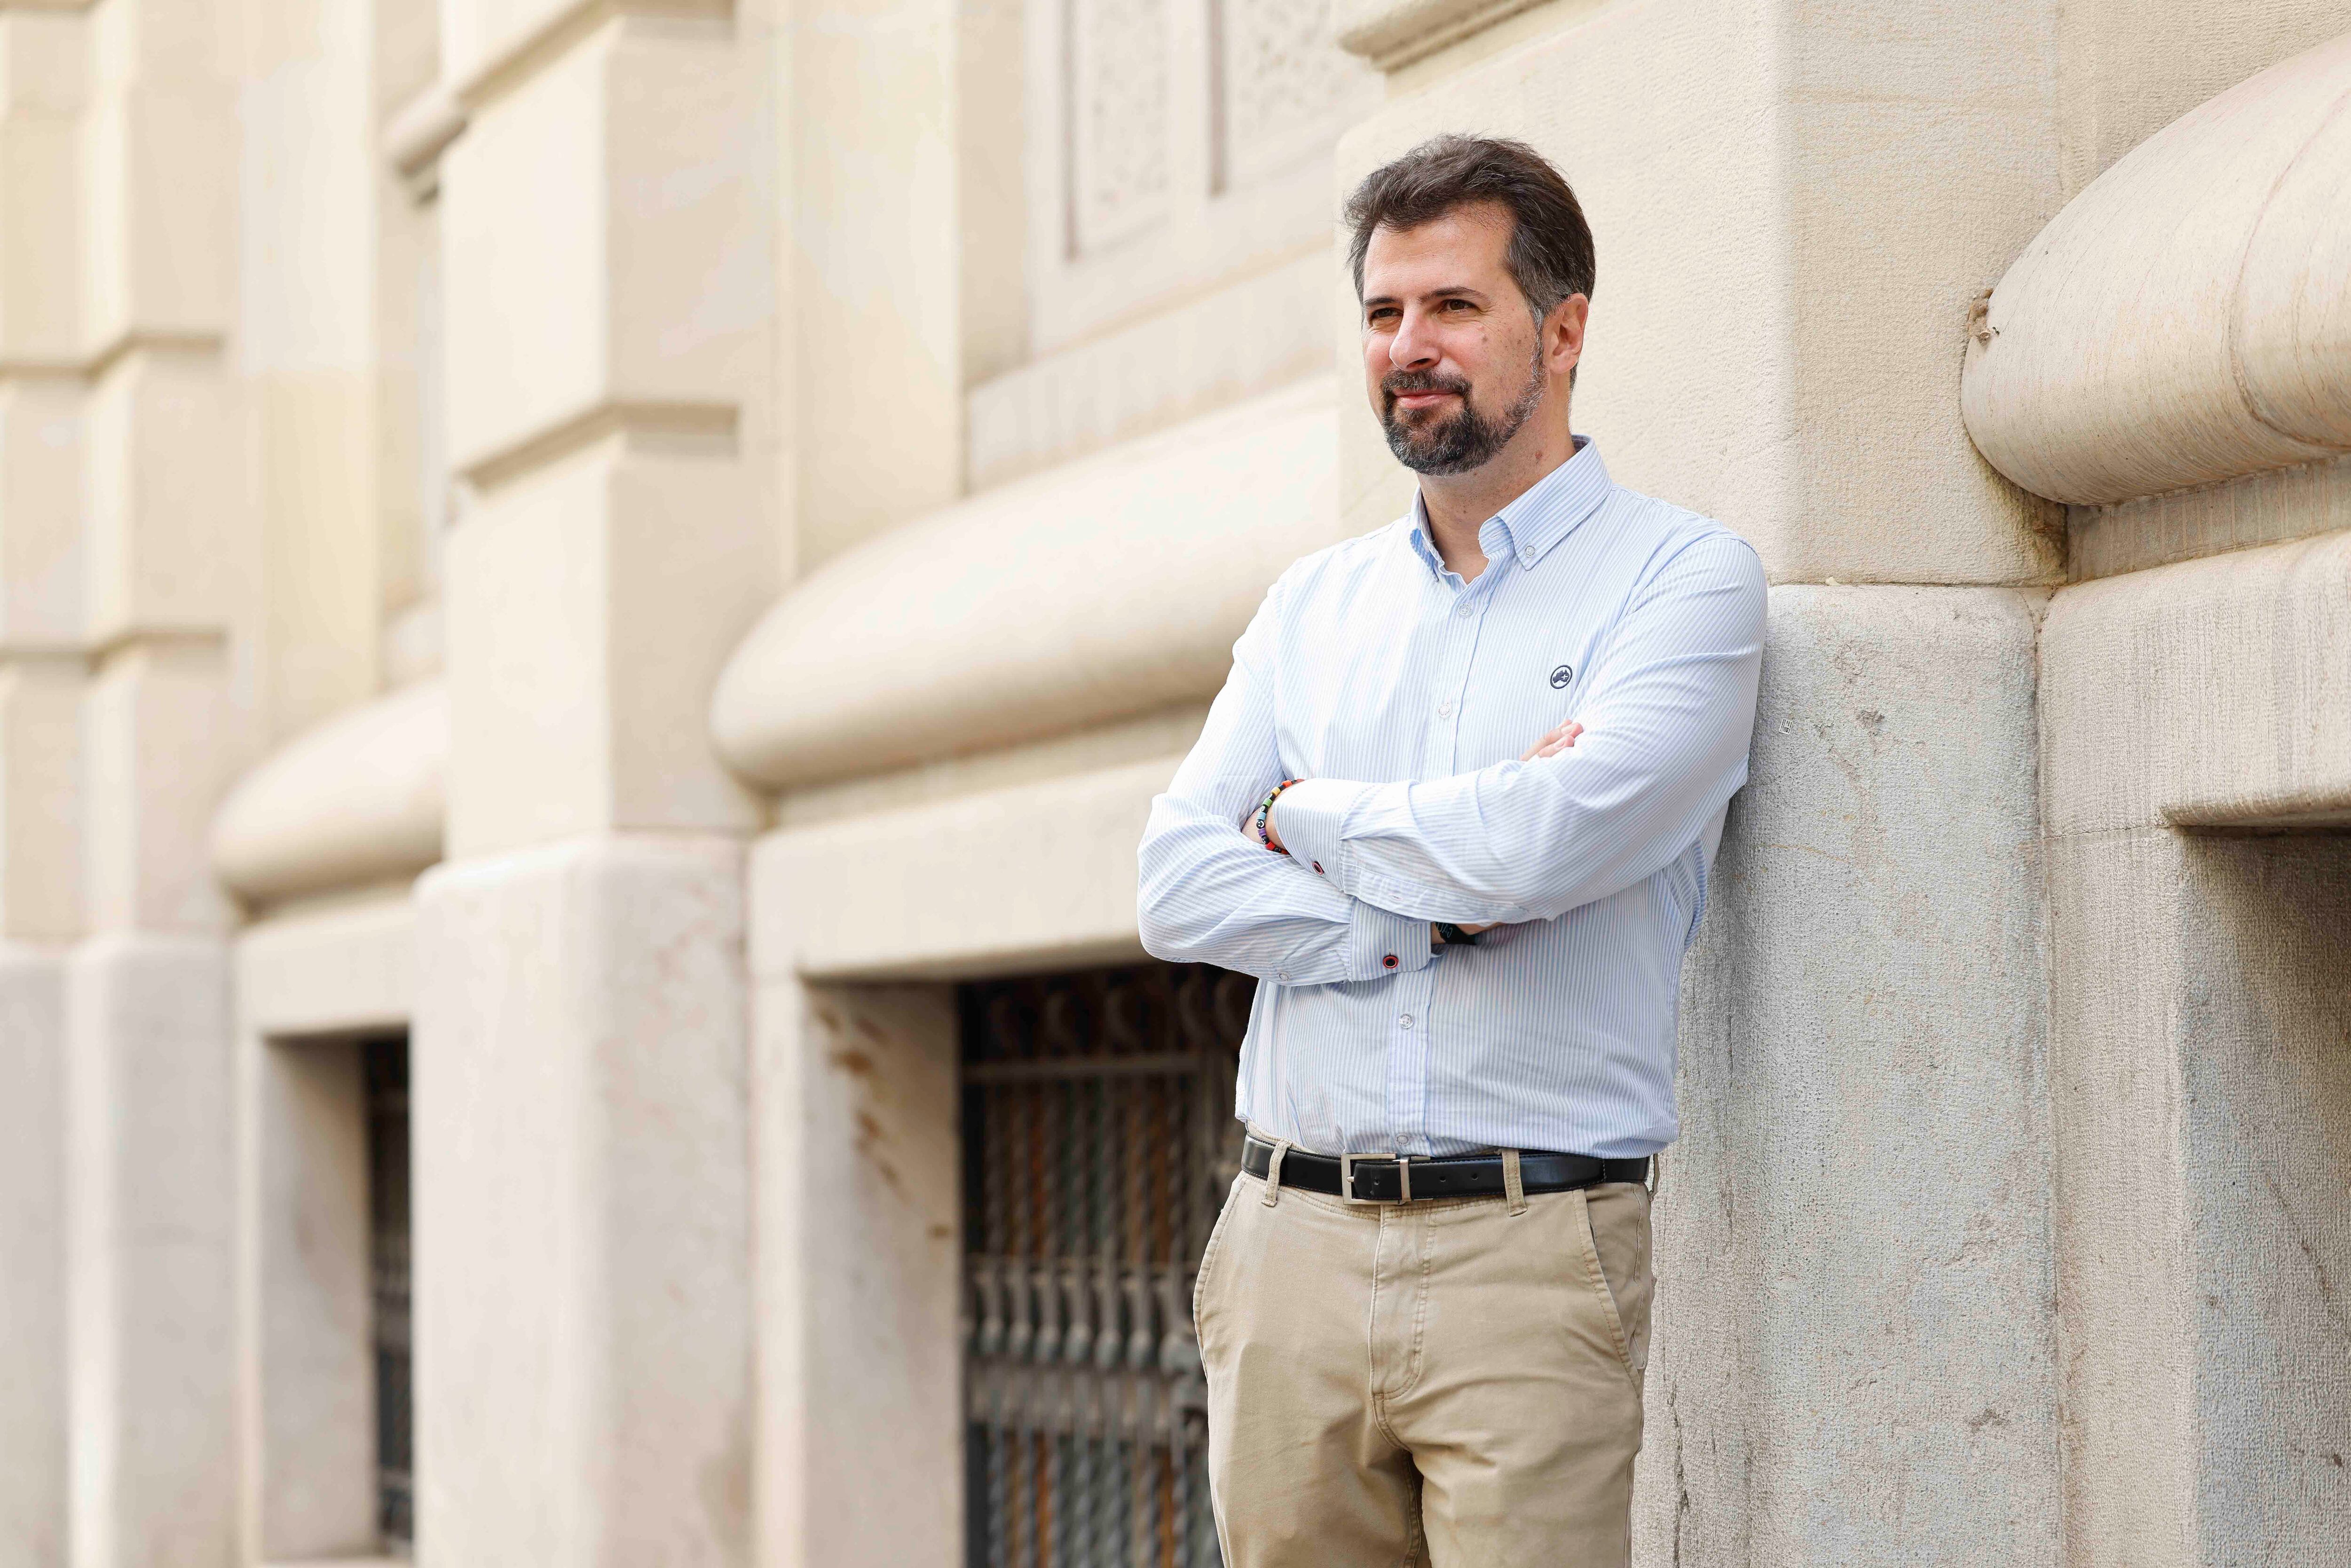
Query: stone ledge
[[1964, 31, 2351, 507], [749, 756, 1176, 983], [2041, 530, 2351, 836], [234, 890, 415, 1040]]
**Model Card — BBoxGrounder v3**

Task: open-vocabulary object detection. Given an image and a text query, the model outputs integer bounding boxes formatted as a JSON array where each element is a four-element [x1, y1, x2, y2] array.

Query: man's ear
[[1546, 294, 1591, 377]]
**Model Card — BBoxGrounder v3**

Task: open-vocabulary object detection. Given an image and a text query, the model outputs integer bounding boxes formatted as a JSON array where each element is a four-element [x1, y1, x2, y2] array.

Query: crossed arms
[[1135, 531, 1767, 986]]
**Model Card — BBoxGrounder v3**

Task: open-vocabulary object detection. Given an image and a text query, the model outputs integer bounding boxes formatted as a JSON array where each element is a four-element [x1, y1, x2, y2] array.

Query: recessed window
[[958, 962, 1250, 1568], [364, 1035, 414, 1557]]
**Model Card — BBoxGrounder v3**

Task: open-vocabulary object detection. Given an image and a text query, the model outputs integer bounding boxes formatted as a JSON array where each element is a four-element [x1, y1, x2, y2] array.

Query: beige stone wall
[[0, 1, 2344, 1565]]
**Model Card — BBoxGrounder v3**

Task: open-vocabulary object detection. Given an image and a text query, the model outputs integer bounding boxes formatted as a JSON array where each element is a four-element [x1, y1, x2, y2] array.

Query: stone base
[[64, 933, 235, 1568], [1641, 586, 2059, 1563], [412, 834, 749, 1568], [749, 973, 960, 1568], [0, 946, 68, 1568]]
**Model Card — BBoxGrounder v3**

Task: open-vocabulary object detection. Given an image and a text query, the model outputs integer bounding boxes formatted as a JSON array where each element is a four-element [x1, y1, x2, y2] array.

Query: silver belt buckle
[[1341, 1151, 1410, 1204]]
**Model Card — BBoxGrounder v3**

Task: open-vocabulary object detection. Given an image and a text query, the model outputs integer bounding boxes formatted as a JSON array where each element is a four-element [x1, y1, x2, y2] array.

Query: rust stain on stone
[[853, 1109, 907, 1197]]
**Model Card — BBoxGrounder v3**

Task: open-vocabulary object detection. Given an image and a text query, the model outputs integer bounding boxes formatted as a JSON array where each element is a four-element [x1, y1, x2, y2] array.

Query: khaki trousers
[[1193, 1163, 1653, 1568]]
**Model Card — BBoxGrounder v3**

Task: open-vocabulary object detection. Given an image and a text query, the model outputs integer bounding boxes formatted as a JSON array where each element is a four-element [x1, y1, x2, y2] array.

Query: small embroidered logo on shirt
[[1549, 665, 1574, 688]]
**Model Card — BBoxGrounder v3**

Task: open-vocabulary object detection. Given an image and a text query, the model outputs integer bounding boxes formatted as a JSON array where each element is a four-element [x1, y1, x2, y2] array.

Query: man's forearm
[[1259, 719, 1584, 928], [1137, 794, 1436, 983]]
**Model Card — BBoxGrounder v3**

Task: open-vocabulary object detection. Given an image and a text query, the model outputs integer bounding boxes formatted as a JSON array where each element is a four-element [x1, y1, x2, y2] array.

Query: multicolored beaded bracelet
[[1253, 779, 1301, 851]]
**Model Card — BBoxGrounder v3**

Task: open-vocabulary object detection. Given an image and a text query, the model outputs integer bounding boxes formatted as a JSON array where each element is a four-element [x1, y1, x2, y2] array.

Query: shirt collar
[[1406, 435, 1612, 578]]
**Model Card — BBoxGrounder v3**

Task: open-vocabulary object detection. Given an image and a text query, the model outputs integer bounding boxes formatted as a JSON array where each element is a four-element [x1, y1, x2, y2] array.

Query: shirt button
[[1455, 602, 1474, 619], [1277, 969, 1291, 981], [1437, 699, 1455, 718], [1398, 1014, 1415, 1029], [1311, 860, 1324, 874], [1520, 551, 1535, 566], [1381, 953, 1399, 969]]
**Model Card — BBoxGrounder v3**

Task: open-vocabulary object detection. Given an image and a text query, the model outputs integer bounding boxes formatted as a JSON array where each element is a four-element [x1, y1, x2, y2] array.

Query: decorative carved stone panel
[[1069, 0, 1173, 255], [1021, 0, 1379, 354], [1215, 0, 1376, 190]]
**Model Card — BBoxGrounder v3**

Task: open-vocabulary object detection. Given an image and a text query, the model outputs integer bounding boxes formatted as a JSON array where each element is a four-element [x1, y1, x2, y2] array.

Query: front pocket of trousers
[[1570, 1189, 1640, 1379], [1192, 1176, 1244, 1347]]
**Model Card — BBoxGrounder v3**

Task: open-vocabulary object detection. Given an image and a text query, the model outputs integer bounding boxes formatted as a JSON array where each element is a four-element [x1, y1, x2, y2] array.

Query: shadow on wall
[[2177, 828, 2351, 1547]]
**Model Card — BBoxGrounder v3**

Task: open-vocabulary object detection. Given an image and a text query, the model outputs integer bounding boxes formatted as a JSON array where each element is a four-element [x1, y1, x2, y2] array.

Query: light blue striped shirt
[[1136, 438, 1766, 1159]]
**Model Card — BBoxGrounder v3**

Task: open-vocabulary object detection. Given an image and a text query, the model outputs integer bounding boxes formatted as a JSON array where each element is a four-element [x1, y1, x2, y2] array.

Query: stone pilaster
[[416, 3, 776, 1561], [0, 9, 89, 1561], [0, 2, 249, 1565]]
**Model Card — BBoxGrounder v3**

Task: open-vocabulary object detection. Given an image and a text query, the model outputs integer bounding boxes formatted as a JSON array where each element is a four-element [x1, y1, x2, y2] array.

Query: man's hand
[[1523, 718, 1583, 761]]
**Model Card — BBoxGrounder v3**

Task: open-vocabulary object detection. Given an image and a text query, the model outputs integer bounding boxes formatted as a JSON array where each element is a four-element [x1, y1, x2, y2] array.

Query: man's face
[[1359, 204, 1554, 476]]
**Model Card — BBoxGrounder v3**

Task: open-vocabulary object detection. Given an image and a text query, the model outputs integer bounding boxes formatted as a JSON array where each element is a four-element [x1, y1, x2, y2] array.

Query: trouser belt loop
[[1261, 1139, 1290, 1207], [1502, 1148, 1527, 1216]]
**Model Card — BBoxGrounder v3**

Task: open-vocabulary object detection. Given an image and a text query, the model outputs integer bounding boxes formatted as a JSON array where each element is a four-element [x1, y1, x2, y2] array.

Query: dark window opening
[[960, 962, 1252, 1568], [364, 1034, 414, 1558]]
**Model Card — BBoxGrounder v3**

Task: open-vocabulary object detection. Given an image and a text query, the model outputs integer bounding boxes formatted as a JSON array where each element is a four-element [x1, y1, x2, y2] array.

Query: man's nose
[[1389, 308, 1440, 369]]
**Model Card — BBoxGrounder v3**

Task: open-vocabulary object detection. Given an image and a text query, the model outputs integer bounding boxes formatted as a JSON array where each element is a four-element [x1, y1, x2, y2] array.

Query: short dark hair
[[1343, 134, 1595, 321]]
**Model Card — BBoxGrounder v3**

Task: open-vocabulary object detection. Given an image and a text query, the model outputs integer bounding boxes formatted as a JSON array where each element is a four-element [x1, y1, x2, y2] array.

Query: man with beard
[[1136, 134, 1767, 1567]]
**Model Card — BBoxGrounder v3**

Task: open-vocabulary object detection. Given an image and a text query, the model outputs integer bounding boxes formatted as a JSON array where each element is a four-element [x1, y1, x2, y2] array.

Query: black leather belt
[[1241, 1134, 1648, 1204]]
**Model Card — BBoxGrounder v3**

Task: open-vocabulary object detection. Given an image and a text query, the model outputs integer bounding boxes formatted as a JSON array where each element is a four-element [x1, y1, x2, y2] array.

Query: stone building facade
[[0, 0, 2346, 1565]]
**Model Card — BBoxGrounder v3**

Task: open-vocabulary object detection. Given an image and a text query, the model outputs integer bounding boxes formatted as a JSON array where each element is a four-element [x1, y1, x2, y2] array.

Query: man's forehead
[[1362, 205, 1514, 289]]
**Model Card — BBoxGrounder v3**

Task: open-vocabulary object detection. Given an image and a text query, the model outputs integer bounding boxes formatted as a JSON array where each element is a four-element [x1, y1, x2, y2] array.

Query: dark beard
[[1379, 345, 1547, 475]]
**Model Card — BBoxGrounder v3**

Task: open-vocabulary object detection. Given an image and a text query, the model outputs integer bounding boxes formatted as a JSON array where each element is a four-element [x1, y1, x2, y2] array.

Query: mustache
[[1382, 369, 1473, 403]]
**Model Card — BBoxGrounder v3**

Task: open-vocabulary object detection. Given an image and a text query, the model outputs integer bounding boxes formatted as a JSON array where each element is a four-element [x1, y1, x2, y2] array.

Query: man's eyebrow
[[1361, 285, 1491, 310]]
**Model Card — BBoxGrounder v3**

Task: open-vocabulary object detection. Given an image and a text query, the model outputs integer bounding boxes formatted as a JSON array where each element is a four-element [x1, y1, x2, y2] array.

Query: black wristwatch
[[1434, 922, 1483, 947]]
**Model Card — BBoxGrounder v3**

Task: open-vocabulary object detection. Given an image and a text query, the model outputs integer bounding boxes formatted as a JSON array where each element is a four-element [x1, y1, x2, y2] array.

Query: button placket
[[1430, 585, 1482, 773], [1384, 966, 1436, 1156]]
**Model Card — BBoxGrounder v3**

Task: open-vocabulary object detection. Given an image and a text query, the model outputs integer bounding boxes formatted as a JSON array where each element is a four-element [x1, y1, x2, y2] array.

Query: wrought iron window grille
[[365, 1034, 414, 1558], [960, 962, 1253, 1568]]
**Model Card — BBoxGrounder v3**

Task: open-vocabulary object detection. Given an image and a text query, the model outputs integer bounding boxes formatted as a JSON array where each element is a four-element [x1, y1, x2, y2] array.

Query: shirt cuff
[[1349, 900, 1434, 981], [1273, 777, 1368, 893]]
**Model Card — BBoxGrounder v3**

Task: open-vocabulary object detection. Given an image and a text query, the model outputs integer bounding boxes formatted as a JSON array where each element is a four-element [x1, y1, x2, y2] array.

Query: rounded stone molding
[[211, 680, 448, 906], [1333, 0, 1546, 71], [711, 378, 1345, 791], [386, 82, 466, 178], [1962, 30, 2351, 507]]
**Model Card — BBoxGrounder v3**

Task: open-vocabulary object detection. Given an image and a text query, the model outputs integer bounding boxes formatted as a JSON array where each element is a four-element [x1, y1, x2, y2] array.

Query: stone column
[[51, 2, 250, 1565], [0, 390, 81, 1562], [0, 16, 88, 1541], [415, 2, 776, 1562], [786, 0, 965, 570], [751, 4, 972, 1560]]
